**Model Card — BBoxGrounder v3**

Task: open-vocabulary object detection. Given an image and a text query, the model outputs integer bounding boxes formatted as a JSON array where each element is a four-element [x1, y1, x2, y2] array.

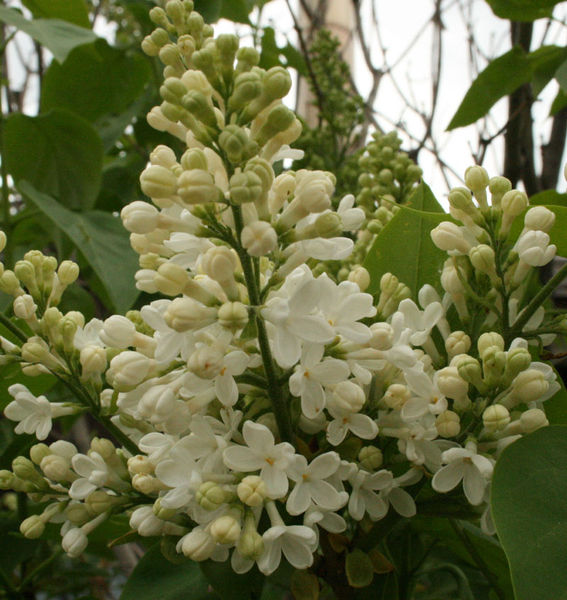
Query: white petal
[[432, 462, 464, 493]]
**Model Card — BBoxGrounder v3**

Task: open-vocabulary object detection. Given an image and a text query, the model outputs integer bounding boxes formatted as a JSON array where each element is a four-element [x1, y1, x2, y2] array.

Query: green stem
[[230, 205, 293, 444], [0, 313, 28, 343], [448, 519, 506, 600], [508, 261, 567, 341]]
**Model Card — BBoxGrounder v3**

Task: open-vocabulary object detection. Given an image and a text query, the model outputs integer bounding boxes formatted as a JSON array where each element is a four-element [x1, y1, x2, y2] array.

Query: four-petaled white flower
[[223, 421, 295, 498]]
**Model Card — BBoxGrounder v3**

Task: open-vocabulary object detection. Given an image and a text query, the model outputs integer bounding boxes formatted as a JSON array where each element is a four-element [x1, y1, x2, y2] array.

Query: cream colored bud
[[436, 410, 461, 437], [241, 221, 277, 256], [13, 294, 37, 320], [107, 351, 153, 391], [12, 457, 40, 483], [431, 222, 471, 254], [57, 261, 79, 286], [180, 528, 217, 561], [237, 475, 267, 507], [140, 165, 177, 199], [62, 527, 88, 558], [348, 266, 371, 291], [164, 297, 217, 331], [488, 176, 512, 207], [152, 498, 177, 521], [0, 270, 22, 295], [90, 437, 116, 460], [330, 381, 366, 413], [40, 455, 72, 481], [121, 202, 160, 234], [358, 446, 383, 471], [218, 301, 248, 330], [483, 404, 510, 431], [80, 346, 107, 376], [464, 166, 489, 193], [130, 506, 165, 536], [154, 262, 189, 296], [0, 231, 6, 253], [502, 190, 528, 217], [86, 490, 114, 515], [469, 244, 496, 276], [519, 408, 548, 433], [65, 502, 91, 524], [128, 455, 154, 476], [383, 383, 410, 410], [509, 370, 548, 405], [237, 527, 264, 559], [505, 347, 532, 381], [369, 323, 394, 350], [436, 366, 468, 399], [177, 169, 219, 205], [100, 315, 137, 348], [29, 443, 50, 465], [200, 246, 239, 287], [524, 206, 555, 232], [132, 473, 161, 495], [20, 515, 45, 539], [456, 355, 483, 388], [210, 514, 241, 545], [445, 331, 471, 358], [477, 332, 504, 359]]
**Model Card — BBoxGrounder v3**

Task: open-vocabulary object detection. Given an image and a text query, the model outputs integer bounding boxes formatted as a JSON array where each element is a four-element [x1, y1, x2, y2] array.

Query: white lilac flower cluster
[[0, 0, 564, 578]]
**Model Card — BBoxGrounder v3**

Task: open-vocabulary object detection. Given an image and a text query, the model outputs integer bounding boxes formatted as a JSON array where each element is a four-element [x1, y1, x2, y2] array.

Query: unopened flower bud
[[436, 366, 468, 400], [445, 331, 471, 358], [505, 347, 532, 381], [477, 332, 504, 359], [177, 169, 220, 205], [455, 355, 484, 389], [154, 262, 189, 296], [107, 351, 153, 391], [20, 515, 45, 539], [330, 381, 366, 413], [29, 443, 50, 465], [436, 410, 461, 437], [228, 72, 263, 111], [348, 266, 370, 291], [180, 528, 216, 561], [196, 481, 227, 511], [164, 296, 217, 331], [383, 383, 410, 410], [13, 294, 37, 321], [230, 171, 262, 204], [369, 323, 393, 350], [488, 176, 512, 208], [86, 490, 114, 515], [140, 165, 177, 199], [80, 346, 107, 376], [241, 221, 277, 256], [187, 346, 223, 379], [219, 126, 256, 165], [218, 301, 248, 330], [483, 404, 510, 431], [358, 446, 383, 471], [121, 202, 159, 234], [237, 475, 267, 507], [128, 455, 154, 475], [524, 206, 555, 232], [508, 369, 548, 405], [210, 514, 241, 544], [519, 408, 548, 433], [431, 222, 471, 254], [40, 455, 72, 481], [469, 245, 496, 277], [62, 527, 88, 558]]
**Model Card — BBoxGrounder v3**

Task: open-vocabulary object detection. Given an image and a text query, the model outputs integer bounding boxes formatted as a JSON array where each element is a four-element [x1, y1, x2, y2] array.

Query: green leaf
[[492, 425, 567, 600], [259, 27, 280, 70], [200, 560, 265, 599], [544, 367, 567, 425], [220, 0, 251, 24], [0, 6, 97, 63], [363, 201, 448, 300], [550, 89, 567, 115], [529, 190, 567, 207], [21, 0, 90, 28], [193, 0, 222, 23], [41, 40, 151, 124], [528, 45, 567, 96], [19, 182, 140, 313], [484, 0, 556, 21], [345, 549, 374, 588], [4, 109, 103, 211], [544, 205, 567, 256], [554, 56, 567, 93], [405, 181, 445, 213], [447, 47, 533, 130], [120, 544, 215, 600]]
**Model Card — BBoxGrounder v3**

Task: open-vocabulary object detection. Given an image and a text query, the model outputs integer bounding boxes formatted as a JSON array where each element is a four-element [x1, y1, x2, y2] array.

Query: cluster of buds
[[0, 0, 564, 584]]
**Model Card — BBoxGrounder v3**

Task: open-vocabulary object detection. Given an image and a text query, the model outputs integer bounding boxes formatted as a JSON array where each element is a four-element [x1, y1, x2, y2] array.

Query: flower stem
[[230, 205, 294, 444]]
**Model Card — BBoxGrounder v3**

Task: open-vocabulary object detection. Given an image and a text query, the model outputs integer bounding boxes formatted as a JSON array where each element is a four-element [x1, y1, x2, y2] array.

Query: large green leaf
[[405, 182, 445, 213], [447, 47, 533, 130], [492, 425, 567, 600], [41, 39, 151, 124], [0, 6, 96, 63], [485, 0, 558, 21], [528, 45, 567, 96], [121, 544, 214, 600], [193, 0, 222, 22], [363, 200, 448, 300], [4, 109, 103, 211], [19, 182, 140, 313], [545, 205, 567, 256], [220, 0, 251, 24], [544, 367, 567, 425], [21, 0, 90, 28], [200, 560, 265, 599], [529, 190, 567, 207]]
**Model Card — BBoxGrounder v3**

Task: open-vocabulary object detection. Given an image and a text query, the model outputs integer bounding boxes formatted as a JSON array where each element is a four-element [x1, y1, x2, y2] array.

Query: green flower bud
[[187, 11, 204, 36], [228, 71, 263, 112], [160, 77, 187, 103], [229, 171, 263, 205], [180, 148, 208, 171], [469, 244, 496, 277], [141, 36, 160, 56], [505, 347, 532, 382], [237, 475, 267, 507], [314, 212, 342, 238], [253, 104, 295, 147], [159, 44, 184, 71], [151, 28, 170, 48], [219, 125, 257, 165], [12, 457, 42, 485], [210, 514, 241, 545], [482, 404, 510, 432], [358, 446, 383, 471], [20, 515, 45, 539], [191, 47, 218, 84], [436, 410, 461, 437], [178, 34, 195, 60], [30, 443, 50, 465], [140, 165, 177, 199], [153, 498, 177, 520], [149, 7, 170, 28], [165, 0, 184, 24], [456, 355, 484, 389], [181, 90, 218, 128], [465, 165, 489, 193], [235, 47, 260, 74], [488, 176, 511, 208], [263, 66, 292, 100], [58, 261, 79, 286], [177, 169, 221, 205], [477, 332, 504, 359]]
